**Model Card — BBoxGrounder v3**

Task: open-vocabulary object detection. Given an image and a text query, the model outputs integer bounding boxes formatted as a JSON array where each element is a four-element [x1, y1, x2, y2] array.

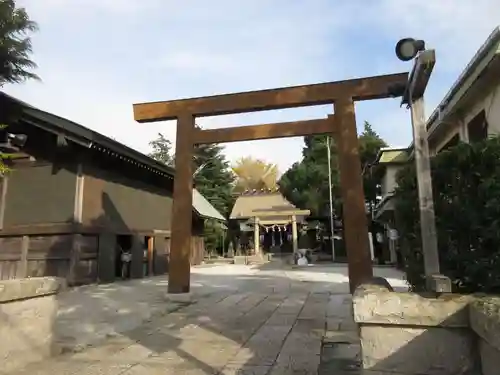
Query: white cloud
[[21, 0, 164, 16], [4, 0, 500, 173]]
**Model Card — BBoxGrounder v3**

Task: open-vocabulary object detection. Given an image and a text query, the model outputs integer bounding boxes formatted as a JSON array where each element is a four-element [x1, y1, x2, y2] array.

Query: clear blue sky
[[4, 0, 500, 173]]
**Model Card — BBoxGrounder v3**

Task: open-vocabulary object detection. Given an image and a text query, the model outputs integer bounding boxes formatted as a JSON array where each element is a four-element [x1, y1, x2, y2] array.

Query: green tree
[[0, 0, 39, 86], [279, 122, 387, 217], [359, 121, 388, 211], [394, 137, 500, 294], [0, 1, 39, 173], [279, 135, 340, 216], [193, 142, 235, 217], [148, 132, 235, 255], [0, 124, 11, 174], [193, 142, 235, 255], [148, 133, 174, 167]]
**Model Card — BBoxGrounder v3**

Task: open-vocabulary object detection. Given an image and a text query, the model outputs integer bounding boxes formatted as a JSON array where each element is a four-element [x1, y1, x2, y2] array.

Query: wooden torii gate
[[133, 72, 408, 294]]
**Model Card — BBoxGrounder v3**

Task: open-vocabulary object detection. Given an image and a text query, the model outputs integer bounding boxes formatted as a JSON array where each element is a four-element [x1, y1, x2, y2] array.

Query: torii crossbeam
[[133, 72, 408, 294]]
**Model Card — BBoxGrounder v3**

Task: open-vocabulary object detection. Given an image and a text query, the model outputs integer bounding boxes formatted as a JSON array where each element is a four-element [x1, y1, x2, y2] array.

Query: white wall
[[463, 83, 500, 136], [381, 165, 404, 198], [432, 77, 500, 154]]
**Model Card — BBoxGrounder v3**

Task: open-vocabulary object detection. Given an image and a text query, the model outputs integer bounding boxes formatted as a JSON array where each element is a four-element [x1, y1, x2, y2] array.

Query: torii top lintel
[[133, 72, 408, 123]]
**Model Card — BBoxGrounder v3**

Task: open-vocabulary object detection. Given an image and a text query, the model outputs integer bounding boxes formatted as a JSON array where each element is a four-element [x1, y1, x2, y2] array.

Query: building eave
[[407, 26, 500, 155], [1, 92, 226, 223]]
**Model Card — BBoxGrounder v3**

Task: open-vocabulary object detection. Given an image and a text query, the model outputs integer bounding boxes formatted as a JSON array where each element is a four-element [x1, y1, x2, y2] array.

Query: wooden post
[[410, 97, 441, 279], [332, 100, 373, 293], [368, 232, 375, 261], [19, 235, 29, 278], [130, 235, 144, 279], [0, 176, 8, 230], [168, 113, 195, 294], [147, 236, 154, 275], [154, 236, 167, 275], [69, 162, 85, 285], [97, 233, 116, 283], [291, 215, 298, 254], [69, 234, 82, 285]]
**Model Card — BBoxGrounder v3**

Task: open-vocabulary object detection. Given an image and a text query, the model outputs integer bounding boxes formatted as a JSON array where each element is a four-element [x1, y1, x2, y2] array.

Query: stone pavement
[[7, 264, 406, 375]]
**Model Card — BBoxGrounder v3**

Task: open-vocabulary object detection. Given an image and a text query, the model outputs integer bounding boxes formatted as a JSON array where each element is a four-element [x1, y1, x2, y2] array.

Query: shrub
[[0, 124, 12, 175], [394, 137, 500, 294]]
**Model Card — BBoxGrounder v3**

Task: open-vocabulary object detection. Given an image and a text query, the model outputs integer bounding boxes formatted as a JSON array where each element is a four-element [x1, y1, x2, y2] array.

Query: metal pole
[[326, 136, 336, 262]]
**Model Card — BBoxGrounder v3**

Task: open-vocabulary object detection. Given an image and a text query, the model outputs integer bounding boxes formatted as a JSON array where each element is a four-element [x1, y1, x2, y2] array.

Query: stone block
[[0, 277, 66, 372], [0, 284, 64, 373], [353, 284, 473, 327], [356, 276, 394, 293], [233, 256, 247, 265], [359, 325, 476, 375], [0, 277, 65, 303], [353, 282, 479, 374], [469, 296, 500, 375], [469, 296, 500, 351], [426, 274, 452, 293]]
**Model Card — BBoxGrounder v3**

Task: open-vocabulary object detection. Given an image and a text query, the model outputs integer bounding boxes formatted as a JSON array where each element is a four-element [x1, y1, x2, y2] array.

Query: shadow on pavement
[[10, 263, 410, 375]]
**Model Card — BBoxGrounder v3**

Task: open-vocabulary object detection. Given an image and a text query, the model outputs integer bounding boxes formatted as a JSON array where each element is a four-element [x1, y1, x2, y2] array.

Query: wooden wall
[[0, 121, 209, 284], [153, 236, 170, 275], [3, 164, 76, 227], [82, 165, 173, 233], [152, 234, 205, 275], [0, 232, 206, 284], [191, 236, 205, 266], [0, 234, 98, 284]]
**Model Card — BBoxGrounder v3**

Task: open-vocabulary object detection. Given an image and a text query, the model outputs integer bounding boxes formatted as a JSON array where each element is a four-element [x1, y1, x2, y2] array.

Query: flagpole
[[326, 136, 336, 262]]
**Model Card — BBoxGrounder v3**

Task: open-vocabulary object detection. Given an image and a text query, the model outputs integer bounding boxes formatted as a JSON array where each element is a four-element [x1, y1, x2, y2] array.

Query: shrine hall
[[229, 189, 310, 255]]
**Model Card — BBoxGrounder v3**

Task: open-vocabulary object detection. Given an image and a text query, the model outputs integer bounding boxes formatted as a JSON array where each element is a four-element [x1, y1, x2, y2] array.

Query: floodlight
[[395, 38, 426, 61]]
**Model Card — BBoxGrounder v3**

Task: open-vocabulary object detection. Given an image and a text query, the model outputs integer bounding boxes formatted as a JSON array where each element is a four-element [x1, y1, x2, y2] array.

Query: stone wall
[[353, 281, 500, 375], [0, 277, 66, 373]]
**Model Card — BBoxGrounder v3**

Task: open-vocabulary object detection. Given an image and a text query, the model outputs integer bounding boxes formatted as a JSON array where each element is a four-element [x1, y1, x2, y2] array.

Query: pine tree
[[148, 133, 174, 167], [148, 133, 235, 255], [193, 142, 235, 217], [0, 0, 39, 86], [193, 142, 235, 255]]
